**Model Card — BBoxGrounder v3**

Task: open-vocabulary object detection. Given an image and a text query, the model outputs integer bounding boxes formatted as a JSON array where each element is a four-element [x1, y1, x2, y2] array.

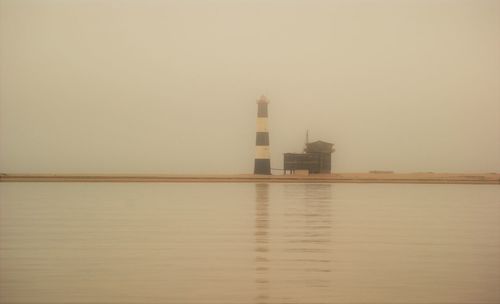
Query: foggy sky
[[1, 0, 499, 174]]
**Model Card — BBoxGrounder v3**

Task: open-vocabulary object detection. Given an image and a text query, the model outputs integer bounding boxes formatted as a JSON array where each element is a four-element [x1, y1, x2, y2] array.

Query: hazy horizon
[[1, 0, 499, 174]]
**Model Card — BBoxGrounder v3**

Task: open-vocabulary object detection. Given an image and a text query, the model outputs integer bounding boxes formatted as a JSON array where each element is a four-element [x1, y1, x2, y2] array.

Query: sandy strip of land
[[0, 173, 499, 184]]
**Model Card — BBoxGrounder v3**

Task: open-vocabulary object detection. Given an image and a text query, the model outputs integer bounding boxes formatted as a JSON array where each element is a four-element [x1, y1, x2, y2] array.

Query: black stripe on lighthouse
[[256, 132, 269, 146], [257, 104, 268, 117], [254, 159, 271, 175]]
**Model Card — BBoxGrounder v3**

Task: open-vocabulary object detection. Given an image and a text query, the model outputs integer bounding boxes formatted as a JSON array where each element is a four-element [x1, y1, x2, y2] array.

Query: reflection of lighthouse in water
[[254, 183, 270, 304]]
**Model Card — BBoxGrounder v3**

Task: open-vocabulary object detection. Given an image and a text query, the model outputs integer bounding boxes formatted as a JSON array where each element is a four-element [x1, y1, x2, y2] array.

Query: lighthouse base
[[254, 159, 271, 175]]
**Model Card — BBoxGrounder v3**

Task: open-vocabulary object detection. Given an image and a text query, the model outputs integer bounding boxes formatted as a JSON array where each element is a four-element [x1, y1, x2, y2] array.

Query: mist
[[1, 0, 499, 174]]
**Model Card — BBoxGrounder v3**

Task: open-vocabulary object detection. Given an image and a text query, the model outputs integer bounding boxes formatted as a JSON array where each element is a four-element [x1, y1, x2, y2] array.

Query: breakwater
[[1, 173, 498, 184]]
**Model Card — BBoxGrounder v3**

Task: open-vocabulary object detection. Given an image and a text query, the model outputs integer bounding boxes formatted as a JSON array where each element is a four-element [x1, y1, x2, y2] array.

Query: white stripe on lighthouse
[[256, 117, 268, 132], [255, 146, 270, 159]]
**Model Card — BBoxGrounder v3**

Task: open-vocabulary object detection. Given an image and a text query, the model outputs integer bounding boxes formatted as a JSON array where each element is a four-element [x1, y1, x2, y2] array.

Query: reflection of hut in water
[[254, 183, 334, 302], [280, 183, 333, 295], [284, 140, 335, 174]]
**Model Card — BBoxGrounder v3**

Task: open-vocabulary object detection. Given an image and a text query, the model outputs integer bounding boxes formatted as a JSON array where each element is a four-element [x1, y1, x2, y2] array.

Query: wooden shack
[[284, 140, 334, 174]]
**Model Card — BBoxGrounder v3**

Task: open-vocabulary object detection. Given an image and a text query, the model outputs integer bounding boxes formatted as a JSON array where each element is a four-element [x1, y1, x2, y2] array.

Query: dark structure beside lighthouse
[[284, 140, 335, 174], [254, 95, 271, 175]]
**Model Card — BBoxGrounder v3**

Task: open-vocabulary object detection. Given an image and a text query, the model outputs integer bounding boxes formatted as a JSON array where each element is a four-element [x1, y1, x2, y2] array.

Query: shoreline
[[0, 173, 499, 184]]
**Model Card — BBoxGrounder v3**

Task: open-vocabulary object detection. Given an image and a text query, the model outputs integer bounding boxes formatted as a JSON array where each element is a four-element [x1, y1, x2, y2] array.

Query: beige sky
[[1, 0, 499, 174]]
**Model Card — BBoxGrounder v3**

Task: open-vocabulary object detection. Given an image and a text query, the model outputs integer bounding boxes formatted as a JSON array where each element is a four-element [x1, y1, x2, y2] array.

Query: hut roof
[[305, 140, 335, 153]]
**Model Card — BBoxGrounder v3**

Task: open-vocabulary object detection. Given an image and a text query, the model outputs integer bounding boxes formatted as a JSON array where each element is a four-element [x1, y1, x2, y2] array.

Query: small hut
[[284, 140, 335, 174]]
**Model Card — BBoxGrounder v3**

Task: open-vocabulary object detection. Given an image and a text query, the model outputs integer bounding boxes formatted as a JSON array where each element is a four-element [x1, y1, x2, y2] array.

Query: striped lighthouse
[[254, 95, 271, 175]]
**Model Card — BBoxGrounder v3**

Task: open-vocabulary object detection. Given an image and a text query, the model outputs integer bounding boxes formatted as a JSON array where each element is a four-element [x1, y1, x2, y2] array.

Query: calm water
[[0, 183, 499, 304]]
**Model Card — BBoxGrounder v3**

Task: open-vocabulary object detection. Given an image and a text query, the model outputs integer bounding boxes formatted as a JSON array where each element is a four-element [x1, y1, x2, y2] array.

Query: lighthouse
[[254, 95, 271, 175]]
